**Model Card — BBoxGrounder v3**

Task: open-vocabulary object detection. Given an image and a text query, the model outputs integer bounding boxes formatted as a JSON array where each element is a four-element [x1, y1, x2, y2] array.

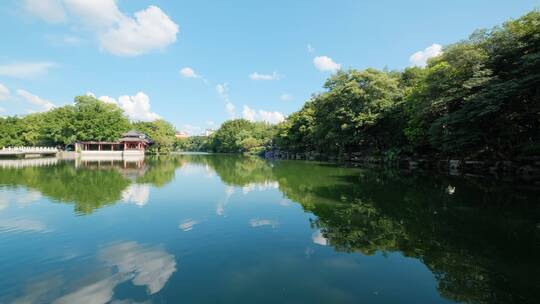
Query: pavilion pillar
[[98, 144, 101, 151]]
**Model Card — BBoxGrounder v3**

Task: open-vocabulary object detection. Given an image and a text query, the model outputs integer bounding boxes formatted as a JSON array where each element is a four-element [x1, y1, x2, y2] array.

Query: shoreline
[[263, 151, 540, 182]]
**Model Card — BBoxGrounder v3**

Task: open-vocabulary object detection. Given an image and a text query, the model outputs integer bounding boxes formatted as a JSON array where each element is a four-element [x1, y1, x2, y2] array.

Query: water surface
[[0, 155, 538, 303]]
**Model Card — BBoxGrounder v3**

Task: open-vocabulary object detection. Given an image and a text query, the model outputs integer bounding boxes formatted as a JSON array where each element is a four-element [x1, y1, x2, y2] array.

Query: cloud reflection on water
[[121, 184, 151, 206], [249, 218, 279, 229], [312, 230, 329, 246], [179, 219, 199, 231], [50, 241, 176, 304], [0, 218, 50, 233]]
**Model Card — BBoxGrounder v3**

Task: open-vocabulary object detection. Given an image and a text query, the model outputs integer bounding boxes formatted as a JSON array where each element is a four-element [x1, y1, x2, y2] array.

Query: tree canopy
[[272, 10, 540, 159], [0, 95, 176, 153], [206, 119, 276, 154], [132, 119, 176, 154]]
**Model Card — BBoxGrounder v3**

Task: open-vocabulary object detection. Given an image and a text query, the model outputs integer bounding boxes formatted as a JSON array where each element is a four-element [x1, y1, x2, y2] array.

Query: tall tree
[[132, 119, 176, 154], [73, 95, 130, 142]]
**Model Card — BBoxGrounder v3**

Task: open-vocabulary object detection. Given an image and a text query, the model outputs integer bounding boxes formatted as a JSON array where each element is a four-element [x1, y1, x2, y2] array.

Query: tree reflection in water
[[179, 154, 540, 304], [1, 154, 538, 303], [0, 157, 183, 214]]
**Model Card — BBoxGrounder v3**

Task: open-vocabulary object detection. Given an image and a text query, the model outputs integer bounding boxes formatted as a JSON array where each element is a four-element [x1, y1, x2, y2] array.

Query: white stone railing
[[0, 146, 58, 155]]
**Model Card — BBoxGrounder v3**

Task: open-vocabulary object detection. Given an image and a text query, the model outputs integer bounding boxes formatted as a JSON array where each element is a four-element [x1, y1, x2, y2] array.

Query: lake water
[[0, 154, 538, 304]]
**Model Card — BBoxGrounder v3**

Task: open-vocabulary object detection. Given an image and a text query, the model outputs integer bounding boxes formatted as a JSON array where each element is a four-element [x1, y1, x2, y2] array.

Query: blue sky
[[0, 0, 538, 134]]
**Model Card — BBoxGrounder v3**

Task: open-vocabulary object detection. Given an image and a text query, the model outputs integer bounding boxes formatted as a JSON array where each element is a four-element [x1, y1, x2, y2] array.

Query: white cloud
[[242, 105, 256, 122], [280, 94, 292, 101], [258, 110, 285, 124], [225, 102, 236, 118], [216, 83, 228, 96], [217, 83, 236, 118], [61, 34, 83, 45], [99, 5, 179, 56], [98, 92, 160, 121], [307, 44, 315, 53], [313, 56, 341, 72], [16, 89, 55, 111], [25, 0, 179, 56], [118, 93, 160, 121], [0, 62, 56, 79], [249, 71, 280, 81], [63, 0, 121, 28], [46, 34, 85, 46], [242, 105, 285, 124], [409, 43, 442, 67], [216, 85, 284, 123], [180, 67, 200, 78], [0, 83, 10, 100], [97, 95, 116, 104], [23, 0, 66, 23]]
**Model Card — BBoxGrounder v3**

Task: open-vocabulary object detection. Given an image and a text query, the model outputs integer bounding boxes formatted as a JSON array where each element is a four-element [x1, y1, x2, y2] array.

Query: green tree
[[132, 119, 176, 154], [208, 119, 275, 154], [270, 10, 540, 160], [73, 95, 131, 142], [41, 106, 77, 146], [0, 117, 25, 147], [174, 136, 210, 152], [274, 101, 316, 153], [405, 11, 540, 157]]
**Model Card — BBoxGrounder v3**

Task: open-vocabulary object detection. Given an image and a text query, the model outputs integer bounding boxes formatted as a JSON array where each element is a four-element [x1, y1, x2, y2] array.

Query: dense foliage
[[174, 136, 210, 152], [132, 119, 176, 154], [205, 119, 276, 154], [274, 11, 540, 159], [0, 95, 176, 153]]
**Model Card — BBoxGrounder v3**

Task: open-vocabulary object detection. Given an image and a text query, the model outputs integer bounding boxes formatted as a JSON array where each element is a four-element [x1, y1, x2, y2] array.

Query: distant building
[[175, 131, 188, 139], [75, 130, 153, 158]]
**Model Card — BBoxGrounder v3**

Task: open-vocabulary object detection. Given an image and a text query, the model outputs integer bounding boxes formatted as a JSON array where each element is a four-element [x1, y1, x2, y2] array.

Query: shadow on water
[[0, 154, 539, 303]]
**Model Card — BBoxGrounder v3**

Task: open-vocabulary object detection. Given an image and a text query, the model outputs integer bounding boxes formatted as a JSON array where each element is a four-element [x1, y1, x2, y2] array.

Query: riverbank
[[264, 150, 540, 182]]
